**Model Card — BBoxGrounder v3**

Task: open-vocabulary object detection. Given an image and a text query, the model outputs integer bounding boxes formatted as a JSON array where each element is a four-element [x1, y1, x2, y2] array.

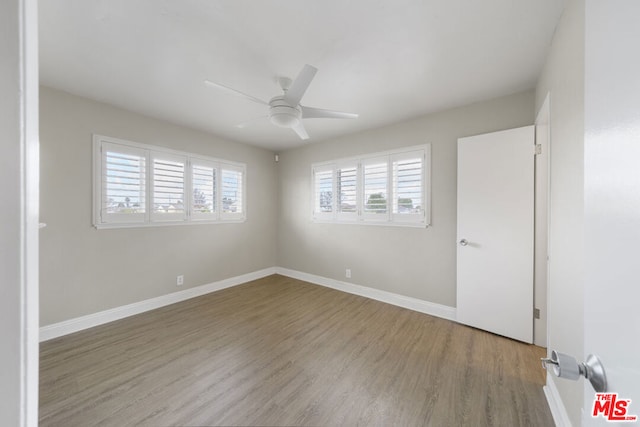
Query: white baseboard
[[39, 267, 277, 342], [40, 266, 457, 342], [275, 267, 457, 322], [543, 373, 572, 427]]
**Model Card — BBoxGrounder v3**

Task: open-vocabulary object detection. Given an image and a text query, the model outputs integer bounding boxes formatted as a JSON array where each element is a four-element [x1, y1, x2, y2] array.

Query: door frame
[[534, 93, 551, 347], [1, 0, 40, 425]]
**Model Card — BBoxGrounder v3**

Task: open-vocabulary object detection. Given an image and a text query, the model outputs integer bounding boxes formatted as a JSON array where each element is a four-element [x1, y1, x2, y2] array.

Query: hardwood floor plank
[[40, 274, 553, 426]]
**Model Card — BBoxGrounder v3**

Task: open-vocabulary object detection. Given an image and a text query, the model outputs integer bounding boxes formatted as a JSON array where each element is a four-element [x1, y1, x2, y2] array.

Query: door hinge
[[534, 308, 541, 319], [535, 144, 542, 155]]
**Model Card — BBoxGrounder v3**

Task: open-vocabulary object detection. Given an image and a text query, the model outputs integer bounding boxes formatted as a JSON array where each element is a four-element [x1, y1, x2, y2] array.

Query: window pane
[[153, 158, 185, 214], [337, 166, 357, 213], [363, 162, 388, 214], [393, 157, 423, 214], [222, 168, 242, 213], [104, 150, 146, 214], [95, 136, 249, 227], [314, 169, 333, 213], [192, 164, 216, 214], [310, 146, 428, 227]]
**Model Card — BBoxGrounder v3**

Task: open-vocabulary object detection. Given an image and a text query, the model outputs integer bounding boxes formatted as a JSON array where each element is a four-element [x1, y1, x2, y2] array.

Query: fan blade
[[302, 106, 359, 120], [284, 64, 318, 106], [235, 116, 269, 128], [291, 121, 310, 140], [204, 80, 268, 106]]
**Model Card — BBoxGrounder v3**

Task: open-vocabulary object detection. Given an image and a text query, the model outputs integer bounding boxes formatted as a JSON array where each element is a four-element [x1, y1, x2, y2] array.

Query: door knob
[[541, 350, 607, 392], [459, 239, 469, 246]]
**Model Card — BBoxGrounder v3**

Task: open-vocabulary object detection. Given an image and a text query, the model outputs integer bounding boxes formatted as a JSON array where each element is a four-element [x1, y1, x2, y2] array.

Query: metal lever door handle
[[459, 239, 469, 246]]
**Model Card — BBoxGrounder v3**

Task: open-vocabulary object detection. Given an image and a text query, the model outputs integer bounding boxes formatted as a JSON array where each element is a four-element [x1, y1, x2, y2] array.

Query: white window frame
[[310, 144, 431, 228], [93, 135, 246, 229]]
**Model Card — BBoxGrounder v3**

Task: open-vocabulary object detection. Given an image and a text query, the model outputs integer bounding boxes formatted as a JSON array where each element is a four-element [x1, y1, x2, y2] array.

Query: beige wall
[[277, 91, 534, 307], [39, 87, 278, 325], [535, 0, 585, 424]]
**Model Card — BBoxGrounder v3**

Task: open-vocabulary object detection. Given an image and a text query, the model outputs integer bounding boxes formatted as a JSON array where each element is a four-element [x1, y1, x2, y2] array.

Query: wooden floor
[[40, 275, 554, 426]]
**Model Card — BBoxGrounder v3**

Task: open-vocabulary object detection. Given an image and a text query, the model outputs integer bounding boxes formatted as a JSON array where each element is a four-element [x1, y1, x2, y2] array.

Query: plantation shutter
[[100, 142, 147, 224], [309, 145, 430, 227], [150, 152, 187, 222], [336, 163, 358, 221], [362, 156, 390, 222], [313, 165, 335, 220], [191, 158, 217, 220], [391, 150, 425, 224], [94, 135, 249, 228], [220, 164, 245, 220]]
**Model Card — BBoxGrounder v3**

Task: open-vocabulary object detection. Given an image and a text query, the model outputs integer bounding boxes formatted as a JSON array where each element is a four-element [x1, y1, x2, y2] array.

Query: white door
[[457, 126, 535, 343], [583, 1, 640, 424]]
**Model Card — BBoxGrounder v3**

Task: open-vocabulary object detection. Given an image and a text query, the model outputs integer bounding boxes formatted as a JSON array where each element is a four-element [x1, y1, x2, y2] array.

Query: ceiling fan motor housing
[[269, 96, 301, 128]]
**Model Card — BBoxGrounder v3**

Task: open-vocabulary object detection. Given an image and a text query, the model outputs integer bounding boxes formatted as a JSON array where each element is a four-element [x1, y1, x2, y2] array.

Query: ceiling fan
[[205, 64, 358, 140]]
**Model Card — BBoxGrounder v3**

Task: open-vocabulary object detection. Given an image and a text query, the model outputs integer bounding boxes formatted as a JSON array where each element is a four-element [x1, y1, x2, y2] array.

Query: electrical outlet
[[177, 275, 184, 286], [345, 269, 351, 279]]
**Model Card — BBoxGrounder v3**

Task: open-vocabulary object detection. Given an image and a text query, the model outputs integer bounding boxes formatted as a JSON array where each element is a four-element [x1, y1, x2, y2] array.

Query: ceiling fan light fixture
[[268, 97, 301, 128], [270, 113, 299, 128], [269, 111, 300, 128]]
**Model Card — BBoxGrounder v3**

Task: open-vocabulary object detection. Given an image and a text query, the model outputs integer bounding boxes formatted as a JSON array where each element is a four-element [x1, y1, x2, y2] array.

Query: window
[[101, 142, 146, 224], [93, 135, 246, 228], [336, 163, 358, 220], [191, 159, 216, 220], [151, 153, 186, 222], [392, 150, 424, 223], [362, 157, 388, 221], [221, 165, 244, 220], [313, 165, 334, 220], [311, 144, 430, 227]]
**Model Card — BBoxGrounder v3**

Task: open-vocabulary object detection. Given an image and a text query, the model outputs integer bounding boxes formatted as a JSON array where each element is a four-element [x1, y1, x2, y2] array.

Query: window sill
[[311, 218, 429, 228], [93, 218, 246, 230]]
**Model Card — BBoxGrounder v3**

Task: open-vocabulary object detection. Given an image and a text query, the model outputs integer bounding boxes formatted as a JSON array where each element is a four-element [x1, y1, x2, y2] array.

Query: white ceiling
[[39, 0, 566, 152]]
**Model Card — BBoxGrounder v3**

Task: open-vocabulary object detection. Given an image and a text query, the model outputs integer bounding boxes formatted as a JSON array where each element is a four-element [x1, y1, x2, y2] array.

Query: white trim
[[39, 267, 276, 342], [543, 374, 572, 427], [93, 218, 246, 230], [20, 0, 39, 424], [275, 267, 456, 322], [312, 218, 429, 228], [534, 92, 551, 348]]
